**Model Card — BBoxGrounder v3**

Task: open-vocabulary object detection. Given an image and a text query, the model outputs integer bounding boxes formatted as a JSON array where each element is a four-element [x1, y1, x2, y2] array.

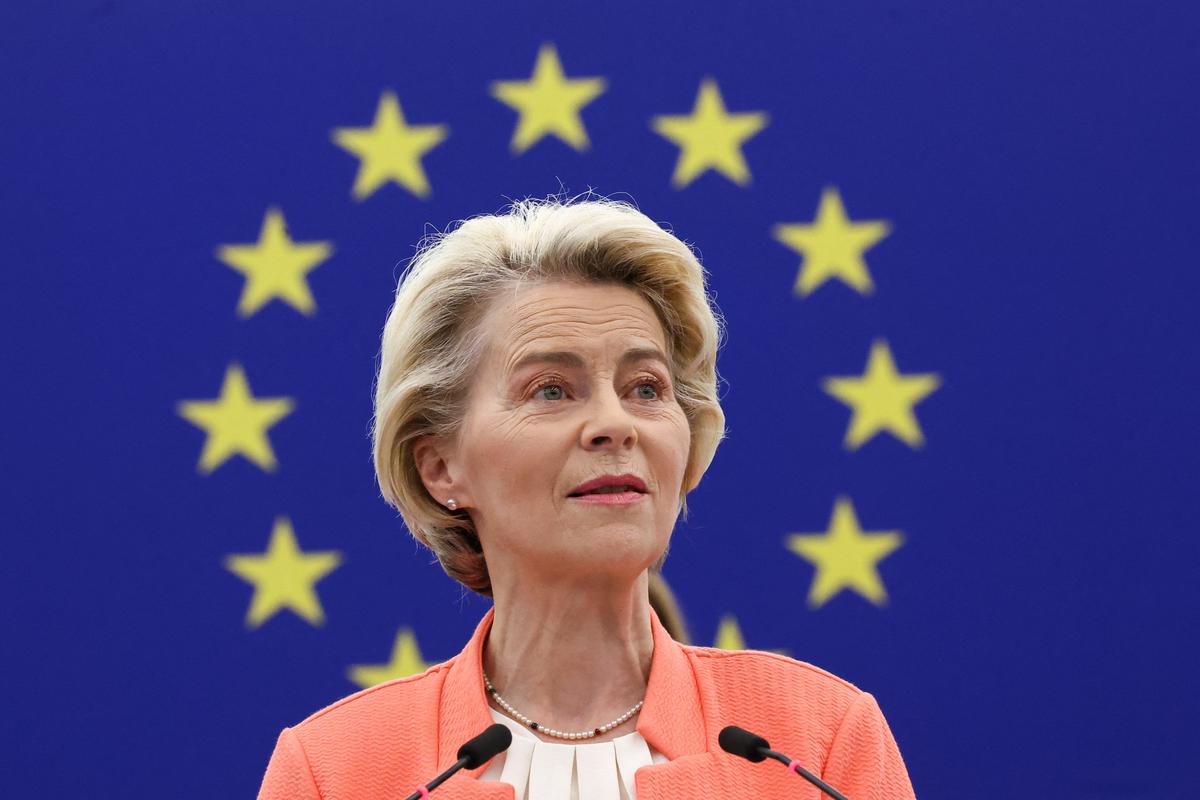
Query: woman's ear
[[413, 434, 462, 505]]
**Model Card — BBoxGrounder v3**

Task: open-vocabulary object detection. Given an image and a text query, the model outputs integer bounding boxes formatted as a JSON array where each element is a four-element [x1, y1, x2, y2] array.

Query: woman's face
[[424, 281, 692, 589]]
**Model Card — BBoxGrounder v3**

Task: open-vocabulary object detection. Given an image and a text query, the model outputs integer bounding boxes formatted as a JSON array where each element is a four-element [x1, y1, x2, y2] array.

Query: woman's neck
[[483, 571, 654, 742]]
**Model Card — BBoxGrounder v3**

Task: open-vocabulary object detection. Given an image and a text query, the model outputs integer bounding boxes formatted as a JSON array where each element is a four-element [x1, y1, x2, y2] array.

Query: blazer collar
[[437, 603, 707, 771], [635, 604, 707, 758]]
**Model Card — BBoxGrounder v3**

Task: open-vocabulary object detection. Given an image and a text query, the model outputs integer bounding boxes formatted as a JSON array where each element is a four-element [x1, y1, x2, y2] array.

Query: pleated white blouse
[[478, 707, 668, 800]]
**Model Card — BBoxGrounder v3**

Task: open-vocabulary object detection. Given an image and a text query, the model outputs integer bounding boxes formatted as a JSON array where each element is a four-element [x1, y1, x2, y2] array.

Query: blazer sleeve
[[256, 726, 322, 800], [822, 692, 916, 800]]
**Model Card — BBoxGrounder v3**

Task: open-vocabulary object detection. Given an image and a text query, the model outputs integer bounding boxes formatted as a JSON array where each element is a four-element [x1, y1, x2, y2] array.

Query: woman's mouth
[[567, 490, 646, 505]]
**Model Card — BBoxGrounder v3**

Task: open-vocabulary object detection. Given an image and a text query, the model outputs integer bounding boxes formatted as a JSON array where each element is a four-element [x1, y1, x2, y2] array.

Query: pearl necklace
[[483, 672, 645, 741]]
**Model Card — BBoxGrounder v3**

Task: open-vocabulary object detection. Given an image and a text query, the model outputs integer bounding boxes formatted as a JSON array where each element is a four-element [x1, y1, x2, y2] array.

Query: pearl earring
[[446, 498, 458, 510]]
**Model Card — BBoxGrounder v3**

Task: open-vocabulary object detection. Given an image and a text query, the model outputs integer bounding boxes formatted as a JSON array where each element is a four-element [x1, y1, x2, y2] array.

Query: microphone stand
[[759, 747, 850, 800], [402, 756, 471, 800]]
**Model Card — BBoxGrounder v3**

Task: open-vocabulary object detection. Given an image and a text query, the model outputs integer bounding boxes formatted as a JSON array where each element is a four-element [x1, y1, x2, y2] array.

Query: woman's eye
[[534, 383, 566, 401], [634, 381, 660, 400]]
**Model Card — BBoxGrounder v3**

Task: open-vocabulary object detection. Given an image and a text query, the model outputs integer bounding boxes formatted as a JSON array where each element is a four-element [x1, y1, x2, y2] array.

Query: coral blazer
[[257, 607, 916, 799]]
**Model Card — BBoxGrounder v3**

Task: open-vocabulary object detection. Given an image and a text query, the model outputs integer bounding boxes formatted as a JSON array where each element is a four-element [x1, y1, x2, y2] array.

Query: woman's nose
[[580, 387, 638, 450]]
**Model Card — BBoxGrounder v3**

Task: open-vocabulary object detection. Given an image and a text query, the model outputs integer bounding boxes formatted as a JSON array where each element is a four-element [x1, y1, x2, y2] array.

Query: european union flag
[[3, 2, 1197, 797]]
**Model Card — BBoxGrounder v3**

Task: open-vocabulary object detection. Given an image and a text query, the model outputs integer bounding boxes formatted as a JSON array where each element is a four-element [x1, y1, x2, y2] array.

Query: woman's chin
[[567, 535, 664, 574]]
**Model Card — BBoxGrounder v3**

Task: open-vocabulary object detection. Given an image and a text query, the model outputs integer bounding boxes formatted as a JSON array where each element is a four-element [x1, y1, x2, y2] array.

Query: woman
[[257, 196, 916, 799]]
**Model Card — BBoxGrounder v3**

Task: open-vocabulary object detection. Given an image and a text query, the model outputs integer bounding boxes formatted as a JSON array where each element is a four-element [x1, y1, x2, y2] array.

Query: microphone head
[[718, 725, 770, 763], [457, 723, 513, 769]]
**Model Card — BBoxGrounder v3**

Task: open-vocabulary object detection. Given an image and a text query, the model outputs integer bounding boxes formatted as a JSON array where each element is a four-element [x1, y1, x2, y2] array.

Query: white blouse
[[478, 707, 668, 800]]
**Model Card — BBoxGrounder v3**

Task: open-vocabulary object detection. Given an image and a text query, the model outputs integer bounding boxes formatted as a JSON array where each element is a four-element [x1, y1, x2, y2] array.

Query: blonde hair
[[371, 194, 726, 596], [648, 571, 691, 644]]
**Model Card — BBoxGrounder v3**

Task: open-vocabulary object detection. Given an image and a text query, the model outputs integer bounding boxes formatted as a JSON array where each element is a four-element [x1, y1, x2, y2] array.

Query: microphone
[[402, 723, 512, 800], [457, 723, 512, 769], [719, 725, 850, 800]]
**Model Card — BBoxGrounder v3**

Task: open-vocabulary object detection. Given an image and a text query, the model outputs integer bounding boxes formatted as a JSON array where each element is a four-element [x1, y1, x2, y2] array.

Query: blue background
[[2, 1, 1198, 797]]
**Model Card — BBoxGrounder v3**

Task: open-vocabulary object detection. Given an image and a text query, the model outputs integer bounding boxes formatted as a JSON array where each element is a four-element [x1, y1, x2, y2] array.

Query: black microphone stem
[[401, 756, 470, 800], [761, 748, 850, 800]]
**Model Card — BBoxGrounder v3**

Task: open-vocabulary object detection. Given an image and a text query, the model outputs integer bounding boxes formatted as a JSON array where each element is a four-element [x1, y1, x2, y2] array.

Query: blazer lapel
[[633, 608, 750, 798], [634, 607, 706, 758], [433, 607, 513, 800]]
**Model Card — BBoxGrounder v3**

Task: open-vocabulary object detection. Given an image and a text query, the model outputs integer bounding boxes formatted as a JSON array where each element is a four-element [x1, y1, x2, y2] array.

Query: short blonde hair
[[371, 194, 726, 595]]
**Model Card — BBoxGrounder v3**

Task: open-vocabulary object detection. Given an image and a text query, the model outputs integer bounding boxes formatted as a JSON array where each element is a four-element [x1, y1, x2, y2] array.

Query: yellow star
[[490, 43, 607, 154], [224, 516, 343, 629], [347, 627, 430, 688], [331, 91, 448, 200], [714, 614, 747, 650], [822, 339, 942, 450], [787, 497, 903, 608], [651, 77, 768, 189], [176, 363, 295, 473], [772, 187, 892, 296], [215, 208, 333, 317]]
